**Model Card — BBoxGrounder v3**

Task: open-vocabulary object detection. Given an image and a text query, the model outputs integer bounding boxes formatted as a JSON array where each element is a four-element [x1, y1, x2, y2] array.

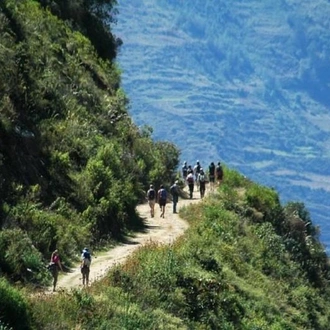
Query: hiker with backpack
[[182, 161, 188, 181], [146, 184, 156, 217], [198, 168, 206, 198], [209, 162, 215, 192], [186, 171, 194, 199], [170, 180, 180, 214], [187, 165, 193, 175], [193, 160, 201, 191], [49, 249, 63, 292], [158, 184, 167, 218], [81, 247, 92, 287], [216, 162, 224, 186]]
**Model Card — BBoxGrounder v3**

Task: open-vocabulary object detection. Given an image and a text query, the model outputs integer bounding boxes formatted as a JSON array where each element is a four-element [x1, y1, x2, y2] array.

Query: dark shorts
[[81, 266, 90, 275], [159, 199, 166, 207], [209, 175, 215, 182]]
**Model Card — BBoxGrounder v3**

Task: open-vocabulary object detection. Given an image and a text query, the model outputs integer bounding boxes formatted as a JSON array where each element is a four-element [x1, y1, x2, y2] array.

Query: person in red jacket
[[49, 249, 63, 292]]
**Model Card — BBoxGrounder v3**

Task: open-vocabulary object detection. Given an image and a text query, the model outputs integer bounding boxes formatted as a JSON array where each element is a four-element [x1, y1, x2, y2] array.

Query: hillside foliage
[[0, 0, 179, 286], [23, 168, 330, 329], [1, 1, 330, 329]]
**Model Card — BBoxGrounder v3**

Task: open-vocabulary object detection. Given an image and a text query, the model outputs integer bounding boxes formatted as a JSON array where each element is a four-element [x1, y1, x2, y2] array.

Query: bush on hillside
[[0, 228, 49, 285], [0, 278, 31, 330]]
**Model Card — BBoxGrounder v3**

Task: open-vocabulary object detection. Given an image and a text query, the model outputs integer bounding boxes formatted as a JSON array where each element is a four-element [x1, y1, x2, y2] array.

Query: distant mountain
[[113, 0, 330, 250]]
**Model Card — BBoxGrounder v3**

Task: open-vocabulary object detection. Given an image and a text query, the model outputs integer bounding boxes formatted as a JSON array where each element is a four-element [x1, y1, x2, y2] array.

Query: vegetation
[[1, 1, 330, 329], [0, 0, 179, 286], [27, 167, 330, 329]]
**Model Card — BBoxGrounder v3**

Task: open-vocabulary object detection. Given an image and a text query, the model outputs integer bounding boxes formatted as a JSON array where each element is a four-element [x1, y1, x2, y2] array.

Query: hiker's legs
[[86, 268, 90, 286], [52, 269, 58, 291], [189, 184, 194, 199], [81, 267, 90, 286], [159, 202, 165, 217], [200, 184, 205, 198], [173, 201, 177, 213], [210, 181, 214, 191], [149, 200, 155, 217]]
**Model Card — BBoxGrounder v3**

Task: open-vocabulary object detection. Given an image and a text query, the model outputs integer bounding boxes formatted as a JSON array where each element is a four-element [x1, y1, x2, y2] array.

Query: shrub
[[0, 278, 31, 330], [0, 228, 49, 285]]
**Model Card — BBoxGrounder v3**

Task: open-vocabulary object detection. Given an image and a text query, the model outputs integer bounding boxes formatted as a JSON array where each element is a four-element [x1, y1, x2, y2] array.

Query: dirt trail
[[52, 189, 205, 292]]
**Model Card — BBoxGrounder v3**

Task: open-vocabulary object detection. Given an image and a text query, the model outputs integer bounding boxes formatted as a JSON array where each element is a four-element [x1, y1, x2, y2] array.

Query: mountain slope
[[113, 0, 330, 250]]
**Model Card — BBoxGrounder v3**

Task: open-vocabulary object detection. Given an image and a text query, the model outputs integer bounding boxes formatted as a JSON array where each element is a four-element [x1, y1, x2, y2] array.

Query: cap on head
[[175, 180, 179, 184], [150, 184, 153, 188]]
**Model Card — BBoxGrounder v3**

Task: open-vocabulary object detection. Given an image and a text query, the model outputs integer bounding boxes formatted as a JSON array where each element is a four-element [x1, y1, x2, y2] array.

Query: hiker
[[187, 165, 193, 175], [81, 248, 92, 287], [49, 249, 63, 292], [209, 162, 215, 192], [193, 160, 201, 191], [198, 168, 206, 198], [186, 171, 194, 199], [182, 161, 188, 181], [146, 184, 156, 217], [158, 185, 167, 218], [216, 162, 224, 185], [170, 180, 179, 214]]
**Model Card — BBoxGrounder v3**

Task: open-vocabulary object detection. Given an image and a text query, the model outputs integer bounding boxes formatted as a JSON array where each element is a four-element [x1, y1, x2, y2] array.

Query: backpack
[[148, 189, 155, 200], [170, 184, 178, 196], [196, 164, 201, 173], [187, 175, 194, 184], [199, 174, 205, 183], [209, 164, 215, 175], [182, 166, 188, 176], [159, 189, 167, 200], [83, 251, 91, 267], [216, 166, 223, 178]]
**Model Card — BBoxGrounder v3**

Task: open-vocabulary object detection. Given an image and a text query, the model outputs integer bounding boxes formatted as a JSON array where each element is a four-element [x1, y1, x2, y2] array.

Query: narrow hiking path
[[51, 188, 205, 292]]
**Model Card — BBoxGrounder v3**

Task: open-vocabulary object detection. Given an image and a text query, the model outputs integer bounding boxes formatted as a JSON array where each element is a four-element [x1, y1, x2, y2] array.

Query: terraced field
[[113, 0, 330, 249]]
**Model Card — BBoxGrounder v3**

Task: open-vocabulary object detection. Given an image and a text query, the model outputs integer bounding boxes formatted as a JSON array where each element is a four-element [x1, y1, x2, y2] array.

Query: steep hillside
[[114, 0, 330, 250], [0, 0, 179, 286], [17, 170, 330, 329]]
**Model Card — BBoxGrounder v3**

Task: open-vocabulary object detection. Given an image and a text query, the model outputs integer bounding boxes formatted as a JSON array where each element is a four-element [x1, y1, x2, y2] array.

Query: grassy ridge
[[25, 168, 330, 329]]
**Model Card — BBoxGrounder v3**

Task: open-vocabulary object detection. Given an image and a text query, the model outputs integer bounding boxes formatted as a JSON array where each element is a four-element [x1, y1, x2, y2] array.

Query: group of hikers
[[182, 160, 223, 199], [146, 159, 224, 217], [48, 159, 223, 291], [48, 247, 92, 291], [146, 180, 180, 218]]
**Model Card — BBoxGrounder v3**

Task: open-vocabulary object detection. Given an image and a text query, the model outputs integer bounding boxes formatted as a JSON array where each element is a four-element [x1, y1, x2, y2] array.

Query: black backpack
[[182, 166, 188, 176], [148, 189, 155, 200], [209, 164, 215, 175], [170, 184, 178, 196], [159, 188, 167, 200], [216, 165, 223, 177]]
